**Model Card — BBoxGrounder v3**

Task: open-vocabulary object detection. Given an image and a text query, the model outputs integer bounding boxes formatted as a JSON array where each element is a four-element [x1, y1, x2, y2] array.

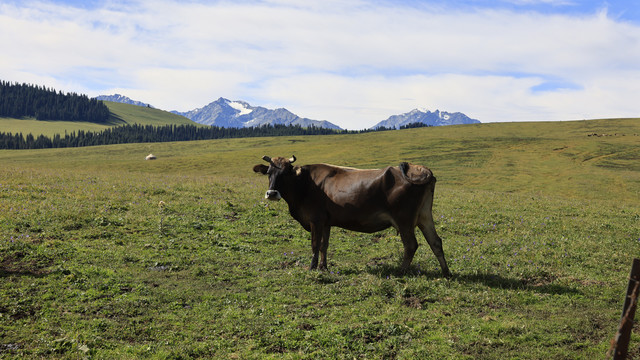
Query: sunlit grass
[[0, 101, 196, 137], [1, 118, 639, 358]]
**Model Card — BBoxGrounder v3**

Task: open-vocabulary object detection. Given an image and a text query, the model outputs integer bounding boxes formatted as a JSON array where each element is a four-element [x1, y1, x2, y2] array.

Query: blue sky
[[1, 0, 639, 128]]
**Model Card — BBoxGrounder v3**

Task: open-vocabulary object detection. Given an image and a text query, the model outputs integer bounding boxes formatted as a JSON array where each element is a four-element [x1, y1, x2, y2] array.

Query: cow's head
[[253, 155, 297, 201]]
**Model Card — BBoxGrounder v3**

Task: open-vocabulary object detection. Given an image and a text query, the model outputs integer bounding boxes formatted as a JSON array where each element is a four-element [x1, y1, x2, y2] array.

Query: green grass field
[[1, 118, 639, 358], [105, 102, 196, 127], [0, 101, 196, 137]]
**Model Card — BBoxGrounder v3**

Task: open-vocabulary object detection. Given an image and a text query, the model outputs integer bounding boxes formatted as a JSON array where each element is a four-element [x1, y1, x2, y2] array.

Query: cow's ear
[[294, 166, 304, 177], [253, 164, 269, 175]]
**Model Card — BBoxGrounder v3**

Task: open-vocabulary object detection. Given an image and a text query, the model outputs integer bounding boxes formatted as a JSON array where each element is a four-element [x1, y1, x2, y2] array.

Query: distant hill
[[1, 100, 197, 138], [104, 101, 196, 126], [372, 109, 480, 129], [173, 97, 342, 130]]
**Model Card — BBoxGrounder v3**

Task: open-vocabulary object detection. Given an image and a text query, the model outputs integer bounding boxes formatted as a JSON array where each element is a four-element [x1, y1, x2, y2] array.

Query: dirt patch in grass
[[0, 252, 52, 277]]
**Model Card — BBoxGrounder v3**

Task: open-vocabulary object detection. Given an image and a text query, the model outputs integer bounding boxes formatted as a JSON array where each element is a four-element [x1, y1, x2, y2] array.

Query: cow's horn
[[262, 155, 272, 163], [289, 155, 296, 164]]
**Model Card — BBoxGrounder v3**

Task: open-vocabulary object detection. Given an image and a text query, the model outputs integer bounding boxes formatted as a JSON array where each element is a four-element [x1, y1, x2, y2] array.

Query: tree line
[[0, 121, 433, 150], [0, 80, 110, 123]]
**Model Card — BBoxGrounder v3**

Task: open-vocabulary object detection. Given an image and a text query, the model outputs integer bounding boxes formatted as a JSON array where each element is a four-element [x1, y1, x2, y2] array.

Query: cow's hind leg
[[418, 219, 451, 278], [417, 180, 451, 278]]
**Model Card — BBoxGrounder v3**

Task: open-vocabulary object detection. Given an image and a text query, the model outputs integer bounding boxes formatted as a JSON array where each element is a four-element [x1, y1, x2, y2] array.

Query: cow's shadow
[[365, 264, 580, 296]]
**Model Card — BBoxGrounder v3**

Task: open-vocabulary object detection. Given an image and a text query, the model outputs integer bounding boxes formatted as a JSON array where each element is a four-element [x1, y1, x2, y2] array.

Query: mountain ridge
[[95, 94, 154, 108], [171, 97, 342, 130], [371, 108, 480, 129], [96, 94, 481, 129]]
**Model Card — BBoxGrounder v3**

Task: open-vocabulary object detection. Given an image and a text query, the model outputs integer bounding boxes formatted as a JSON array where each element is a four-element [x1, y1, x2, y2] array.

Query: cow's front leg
[[399, 228, 419, 271], [319, 226, 331, 270], [309, 223, 321, 270]]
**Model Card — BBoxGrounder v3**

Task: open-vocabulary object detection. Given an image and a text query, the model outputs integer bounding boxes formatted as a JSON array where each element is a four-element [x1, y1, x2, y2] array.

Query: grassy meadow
[[0, 118, 113, 138], [0, 101, 196, 137], [105, 102, 197, 127], [0, 118, 639, 358]]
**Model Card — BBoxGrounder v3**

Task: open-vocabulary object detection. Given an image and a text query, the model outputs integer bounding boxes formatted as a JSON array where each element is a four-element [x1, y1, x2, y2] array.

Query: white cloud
[[117, 67, 255, 111], [504, 0, 577, 5], [1, 0, 640, 128]]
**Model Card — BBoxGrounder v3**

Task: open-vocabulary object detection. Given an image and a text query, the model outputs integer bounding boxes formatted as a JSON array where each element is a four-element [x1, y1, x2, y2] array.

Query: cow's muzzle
[[265, 190, 282, 201]]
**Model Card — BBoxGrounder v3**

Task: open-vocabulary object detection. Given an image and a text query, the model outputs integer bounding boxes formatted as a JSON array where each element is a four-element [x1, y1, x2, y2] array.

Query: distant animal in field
[[145, 154, 157, 160], [253, 155, 451, 277]]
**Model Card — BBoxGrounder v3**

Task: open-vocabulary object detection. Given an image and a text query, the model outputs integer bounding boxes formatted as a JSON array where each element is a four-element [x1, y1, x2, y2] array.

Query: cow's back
[[303, 164, 429, 232]]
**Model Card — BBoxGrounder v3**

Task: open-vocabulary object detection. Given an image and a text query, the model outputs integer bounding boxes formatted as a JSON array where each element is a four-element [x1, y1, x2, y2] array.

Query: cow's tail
[[400, 162, 435, 185]]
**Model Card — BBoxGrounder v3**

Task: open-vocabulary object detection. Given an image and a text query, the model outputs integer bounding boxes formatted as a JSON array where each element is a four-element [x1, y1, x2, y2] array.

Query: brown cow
[[253, 155, 451, 277]]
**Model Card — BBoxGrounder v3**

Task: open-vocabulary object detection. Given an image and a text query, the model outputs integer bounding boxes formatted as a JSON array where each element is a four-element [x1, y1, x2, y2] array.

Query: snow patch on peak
[[406, 108, 433, 115], [228, 101, 253, 116]]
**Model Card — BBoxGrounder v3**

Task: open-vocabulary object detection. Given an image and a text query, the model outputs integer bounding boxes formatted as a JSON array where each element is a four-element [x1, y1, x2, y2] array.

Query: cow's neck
[[282, 185, 305, 217], [280, 171, 313, 230]]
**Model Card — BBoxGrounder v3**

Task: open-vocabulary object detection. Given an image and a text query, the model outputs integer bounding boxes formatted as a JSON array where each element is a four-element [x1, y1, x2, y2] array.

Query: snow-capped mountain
[[95, 94, 154, 108], [95, 93, 480, 130], [371, 108, 480, 129], [172, 97, 342, 130]]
